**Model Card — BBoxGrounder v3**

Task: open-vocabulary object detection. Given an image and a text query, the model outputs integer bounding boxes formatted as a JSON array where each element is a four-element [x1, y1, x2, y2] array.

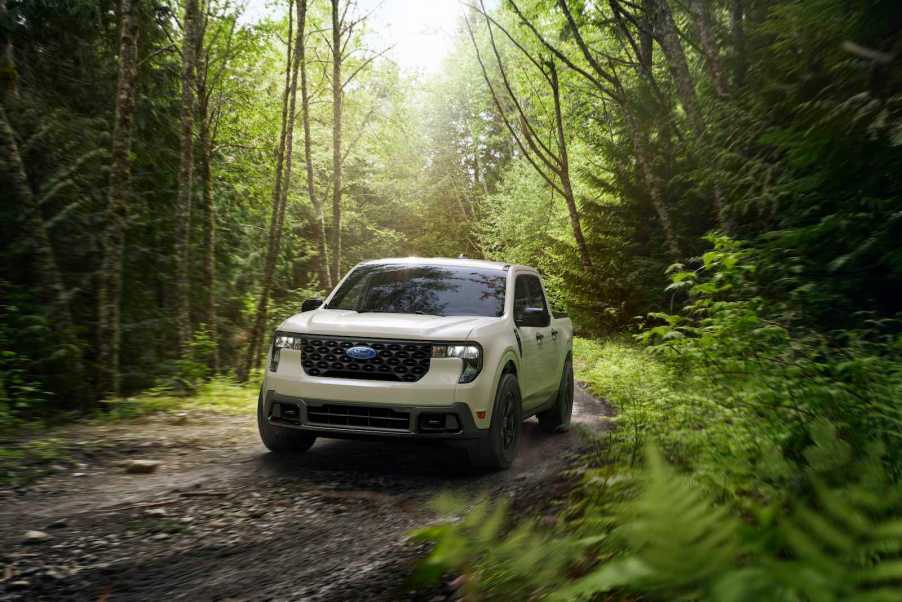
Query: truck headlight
[[432, 343, 482, 383], [270, 333, 303, 372]]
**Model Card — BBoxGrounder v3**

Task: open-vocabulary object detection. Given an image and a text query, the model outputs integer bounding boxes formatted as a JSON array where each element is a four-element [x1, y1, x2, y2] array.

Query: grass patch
[[96, 375, 260, 421], [0, 437, 70, 488], [572, 337, 782, 500]]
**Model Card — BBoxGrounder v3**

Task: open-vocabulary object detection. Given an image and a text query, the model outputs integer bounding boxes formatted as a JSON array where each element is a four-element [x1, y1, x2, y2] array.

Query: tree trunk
[[197, 82, 219, 372], [2, 113, 91, 407], [731, 0, 747, 89], [240, 3, 292, 380], [648, 0, 725, 228], [330, 0, 343, 282], [688, 0, 728, 97], [549, 61, 592, 269], [0, 0, 16, 100], [0, 4, 87, 402], [637, 0, 654, 75], [97, 0, 140, 397], [241, 0, 304, 378], [0, 109, 75, 322], [174, 0, 200, 354], [647, 0, 704, 136], [300, 0, 332, 291], [624, 108, 682, 259], [1, 103, 88, 347]]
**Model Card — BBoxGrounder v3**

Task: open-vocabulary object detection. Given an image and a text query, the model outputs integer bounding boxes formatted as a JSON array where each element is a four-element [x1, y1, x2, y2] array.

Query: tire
[[470, 373, 522, 470], [257, 391, 317, 454], [538, 355, 574, 434]]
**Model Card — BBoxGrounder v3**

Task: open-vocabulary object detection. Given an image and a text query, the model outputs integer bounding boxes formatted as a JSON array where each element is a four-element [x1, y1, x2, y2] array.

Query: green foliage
[[411, 495, 600, 599], [416, 238, 902, 600], [416, 419, 902, 601], [556, 432, 902, 602], [4, 0, 902, 595], [0, 293, 57, 425], [150, 327, 218, 396], [557, 446, 742, 600], [0, 328, 49, 429], [641, 237, 902, 477], [0, 437, 68, 488], [97, 374, 258, 421]]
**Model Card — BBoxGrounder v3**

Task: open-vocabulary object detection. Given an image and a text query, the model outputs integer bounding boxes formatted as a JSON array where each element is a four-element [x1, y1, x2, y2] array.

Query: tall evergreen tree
[[97, 0, 140, 396], [174, 0, 201, 353]]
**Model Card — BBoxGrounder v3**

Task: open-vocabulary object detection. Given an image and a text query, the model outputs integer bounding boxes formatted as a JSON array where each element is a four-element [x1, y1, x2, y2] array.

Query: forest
[[2, 0, 902, 599]]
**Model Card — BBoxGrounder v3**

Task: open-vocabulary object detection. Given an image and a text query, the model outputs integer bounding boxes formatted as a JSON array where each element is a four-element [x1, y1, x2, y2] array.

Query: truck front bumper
[[263, 390, 488, 441]]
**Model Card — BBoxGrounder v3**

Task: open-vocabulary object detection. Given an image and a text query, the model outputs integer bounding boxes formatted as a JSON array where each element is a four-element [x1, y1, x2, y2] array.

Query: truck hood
[[278, 310, 499, 340]]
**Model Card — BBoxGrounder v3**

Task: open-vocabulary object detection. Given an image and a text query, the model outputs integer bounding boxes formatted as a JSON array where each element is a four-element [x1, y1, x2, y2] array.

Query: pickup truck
[[258, 257, 574, 469]]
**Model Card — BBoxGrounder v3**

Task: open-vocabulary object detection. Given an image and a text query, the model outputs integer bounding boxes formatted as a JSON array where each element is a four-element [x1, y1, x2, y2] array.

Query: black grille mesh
[[299, 335, 431, 382]]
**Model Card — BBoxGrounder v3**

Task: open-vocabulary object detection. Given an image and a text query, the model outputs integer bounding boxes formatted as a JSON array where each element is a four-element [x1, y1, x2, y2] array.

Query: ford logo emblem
[[346, 345, 377, 360]]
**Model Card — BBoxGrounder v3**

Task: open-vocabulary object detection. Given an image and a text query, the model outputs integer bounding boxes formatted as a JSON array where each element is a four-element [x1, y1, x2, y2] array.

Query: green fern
[[764, 472, 902, 602], [557, 436, 902, 602], [411, 495, 601, 600], [555, 446, 743, 600]]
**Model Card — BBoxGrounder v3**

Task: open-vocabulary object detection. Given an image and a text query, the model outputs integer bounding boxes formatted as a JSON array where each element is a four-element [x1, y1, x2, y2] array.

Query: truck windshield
[[326, 264, 507, 317]]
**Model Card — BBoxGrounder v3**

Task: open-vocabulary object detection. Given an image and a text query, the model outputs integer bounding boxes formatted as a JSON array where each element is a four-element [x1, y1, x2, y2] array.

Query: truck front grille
[[306, 404, 411, 431], [298, 335, 431, 382]]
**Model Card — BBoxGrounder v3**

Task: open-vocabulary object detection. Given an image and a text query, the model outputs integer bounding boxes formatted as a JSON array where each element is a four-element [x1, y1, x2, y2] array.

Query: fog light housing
[[270, 402, 301, 425], [418, 413, 461, 433]]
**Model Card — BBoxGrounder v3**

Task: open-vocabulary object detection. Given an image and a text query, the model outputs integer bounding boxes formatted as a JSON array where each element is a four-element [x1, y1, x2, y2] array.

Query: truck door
[[513, 274, 558, 409], [527, 275, 561, 402]]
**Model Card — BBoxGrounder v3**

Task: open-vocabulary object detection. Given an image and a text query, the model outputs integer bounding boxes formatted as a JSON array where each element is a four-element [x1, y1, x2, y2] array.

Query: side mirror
[[515, 307, 549, 328], [301, 298, 323, 312]]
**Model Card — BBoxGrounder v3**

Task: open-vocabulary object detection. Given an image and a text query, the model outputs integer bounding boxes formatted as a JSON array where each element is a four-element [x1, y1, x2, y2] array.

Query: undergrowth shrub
[[414, 237, 902, 600], [149, 327, 218, 396], [0, 300, 53, 429]]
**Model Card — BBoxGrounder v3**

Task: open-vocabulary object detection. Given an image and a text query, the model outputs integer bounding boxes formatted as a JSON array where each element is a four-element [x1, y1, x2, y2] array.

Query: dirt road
[[0, 386, 610, 601]]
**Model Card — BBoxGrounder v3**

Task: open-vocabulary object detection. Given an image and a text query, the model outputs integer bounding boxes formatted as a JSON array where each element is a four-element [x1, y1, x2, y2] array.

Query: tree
[[195, 1, 240, 372], [174, 0, 201, 353], [0, 0, 15, 100], [0, 0, 89, 402], [241, 0, 305, 379], [326, 0, 382, 281], [506, 0, 684, 258], [97, 0, 140, 396], [329, 0, 344, 282], [299, 0, 332, 290], [466, 4, 593, 269], [687, 0, 727, 97]]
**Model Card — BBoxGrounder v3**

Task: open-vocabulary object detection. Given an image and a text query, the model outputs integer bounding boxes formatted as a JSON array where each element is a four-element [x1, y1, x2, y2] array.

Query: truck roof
[[359, 257, 530, 271]]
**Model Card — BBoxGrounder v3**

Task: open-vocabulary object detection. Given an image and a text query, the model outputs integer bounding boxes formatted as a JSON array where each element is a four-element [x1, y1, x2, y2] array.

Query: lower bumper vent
[[306, 404, 411, 431]]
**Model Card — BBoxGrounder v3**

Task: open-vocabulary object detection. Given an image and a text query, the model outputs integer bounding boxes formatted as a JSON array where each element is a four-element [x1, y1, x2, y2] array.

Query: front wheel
[[257, 391, 317, 453], [538, 355, 573, 433], [470, 373, 522, 470]]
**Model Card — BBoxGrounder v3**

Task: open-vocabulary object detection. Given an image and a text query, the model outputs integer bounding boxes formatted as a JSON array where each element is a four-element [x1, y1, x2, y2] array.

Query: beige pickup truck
[[258, 257, 574, 469]]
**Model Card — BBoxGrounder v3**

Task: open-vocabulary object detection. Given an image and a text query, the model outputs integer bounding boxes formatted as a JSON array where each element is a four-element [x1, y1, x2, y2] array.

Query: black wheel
[[538, 355, 573, 433], [257, 391, 316, 453], [471, 373, 522, 470]]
